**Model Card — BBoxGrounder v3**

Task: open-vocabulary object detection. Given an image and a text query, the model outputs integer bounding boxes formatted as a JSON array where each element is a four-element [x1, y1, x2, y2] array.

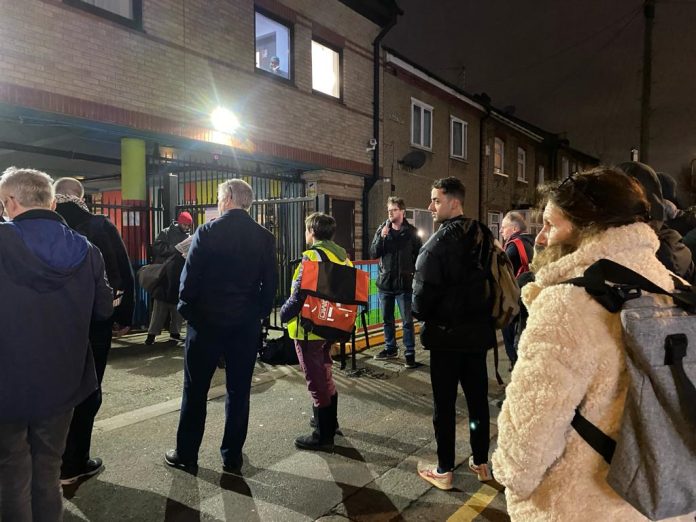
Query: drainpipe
[[362, 16, 398, 259], [478, 108, 491, 223]]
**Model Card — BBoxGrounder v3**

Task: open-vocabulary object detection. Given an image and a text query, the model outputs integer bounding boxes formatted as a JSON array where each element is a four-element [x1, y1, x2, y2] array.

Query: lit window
[[64, 0, 141, 27], [312, 41, 340, 98], [255, 11, 292, 80], [494, 138, 505, 173], [517, 147, 526, 181], [450, 116, 468, 159], [411, 98, 433, 150]]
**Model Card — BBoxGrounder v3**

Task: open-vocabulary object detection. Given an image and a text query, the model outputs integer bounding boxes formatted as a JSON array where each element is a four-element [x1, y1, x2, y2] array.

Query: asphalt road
[[62, 330, 512, 522]]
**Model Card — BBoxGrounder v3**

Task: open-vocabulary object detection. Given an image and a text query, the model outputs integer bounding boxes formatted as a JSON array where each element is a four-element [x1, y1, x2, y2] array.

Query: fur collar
[[523, 222, 672, 307]]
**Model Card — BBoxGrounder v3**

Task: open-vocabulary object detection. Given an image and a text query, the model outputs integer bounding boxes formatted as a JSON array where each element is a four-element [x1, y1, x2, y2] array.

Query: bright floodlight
[[211, 107, 240, 134]]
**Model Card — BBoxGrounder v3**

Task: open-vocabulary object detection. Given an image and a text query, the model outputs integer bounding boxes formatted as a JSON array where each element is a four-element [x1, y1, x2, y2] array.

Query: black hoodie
[[0, 210, 113, 422]]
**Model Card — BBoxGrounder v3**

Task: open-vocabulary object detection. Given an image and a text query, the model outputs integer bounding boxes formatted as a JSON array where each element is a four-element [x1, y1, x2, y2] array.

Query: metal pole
[[639, 0, 655, 164]]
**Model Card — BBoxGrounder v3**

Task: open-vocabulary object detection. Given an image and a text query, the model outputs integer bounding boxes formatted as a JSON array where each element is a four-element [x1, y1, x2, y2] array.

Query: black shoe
[[295, 406, 335, 451], [374, 349, 398, 360], [404, 354, 416, 369], [145, 334, 155, 345], [60, 458, 104, 485], [170, 333, 181, 341], [309, 397, 343, 435], [222, 457, 242, 475], [164, 449, 197, 471]]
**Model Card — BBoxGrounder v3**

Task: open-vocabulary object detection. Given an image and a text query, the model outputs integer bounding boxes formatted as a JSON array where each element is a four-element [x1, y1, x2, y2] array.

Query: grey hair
[[218, 179, 253, 210], [53, 177, 84, 198], [0, 167, 55, 208], [503, 211, 527, 232]]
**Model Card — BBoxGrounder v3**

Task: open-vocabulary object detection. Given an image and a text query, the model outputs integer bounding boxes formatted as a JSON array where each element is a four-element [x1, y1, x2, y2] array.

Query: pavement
[[62, 329, 514, 522]]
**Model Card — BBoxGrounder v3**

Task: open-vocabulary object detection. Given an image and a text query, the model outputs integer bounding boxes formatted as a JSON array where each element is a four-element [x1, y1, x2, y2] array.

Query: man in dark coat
[[618, 162, 695, 283], [53, 177, 135, 484], [146, 211, 193, 344], [369, 196, 422, 368], [165, 179, 276, 473], [0, 167, 113, 521], [413, 177, 496, 491], [500, 211, 534, 368]]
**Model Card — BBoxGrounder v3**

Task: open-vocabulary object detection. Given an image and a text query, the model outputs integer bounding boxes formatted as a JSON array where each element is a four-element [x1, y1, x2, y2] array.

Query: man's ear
[[50, 197, 57, 211]]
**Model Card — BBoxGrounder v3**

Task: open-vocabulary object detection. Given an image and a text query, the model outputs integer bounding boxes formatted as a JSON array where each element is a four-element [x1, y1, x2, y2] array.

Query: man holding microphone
[[369, 197, 422, 368]]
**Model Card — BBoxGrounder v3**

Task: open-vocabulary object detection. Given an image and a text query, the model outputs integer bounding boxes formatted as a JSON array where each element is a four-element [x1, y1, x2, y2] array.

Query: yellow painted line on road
[[447, 483, 501, 522]]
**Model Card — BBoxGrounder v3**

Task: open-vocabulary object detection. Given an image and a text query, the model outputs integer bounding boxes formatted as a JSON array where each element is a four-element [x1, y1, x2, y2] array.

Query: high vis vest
[[287, 246, 354, 341]]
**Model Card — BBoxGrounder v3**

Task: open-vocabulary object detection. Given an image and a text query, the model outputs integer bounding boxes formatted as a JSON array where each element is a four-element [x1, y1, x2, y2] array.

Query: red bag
[[299, 248, 369, 341]]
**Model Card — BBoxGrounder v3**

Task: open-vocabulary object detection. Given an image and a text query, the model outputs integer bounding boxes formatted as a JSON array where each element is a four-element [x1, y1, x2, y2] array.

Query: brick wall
[[0, 0, 378, 171]]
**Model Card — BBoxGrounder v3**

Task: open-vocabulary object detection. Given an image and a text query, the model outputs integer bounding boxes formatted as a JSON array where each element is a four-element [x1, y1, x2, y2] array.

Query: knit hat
[[177, 211, 193, 225]]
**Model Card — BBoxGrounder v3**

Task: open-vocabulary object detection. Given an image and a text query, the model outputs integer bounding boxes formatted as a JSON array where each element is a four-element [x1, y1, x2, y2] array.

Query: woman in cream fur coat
[[492, 168, 693, 522]]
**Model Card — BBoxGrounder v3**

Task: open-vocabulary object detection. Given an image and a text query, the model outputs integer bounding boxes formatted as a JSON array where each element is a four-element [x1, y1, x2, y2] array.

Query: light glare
[[211, 107, 240, 134]]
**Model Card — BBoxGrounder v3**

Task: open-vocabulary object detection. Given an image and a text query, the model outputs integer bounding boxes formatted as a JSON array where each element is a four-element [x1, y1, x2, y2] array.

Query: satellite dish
[[400, 151, 426, 169]]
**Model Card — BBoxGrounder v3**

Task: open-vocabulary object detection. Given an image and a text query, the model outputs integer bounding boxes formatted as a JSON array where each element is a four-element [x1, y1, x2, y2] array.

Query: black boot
[[310, 394, 342, 435], [295, 405, 335, 451]]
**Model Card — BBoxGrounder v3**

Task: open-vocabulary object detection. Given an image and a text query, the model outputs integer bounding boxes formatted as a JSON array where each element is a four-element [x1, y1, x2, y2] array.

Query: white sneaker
[[468, 456, 492, 482]]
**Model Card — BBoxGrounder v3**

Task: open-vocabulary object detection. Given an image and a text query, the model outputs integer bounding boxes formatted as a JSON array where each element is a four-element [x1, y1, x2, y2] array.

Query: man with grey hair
[[53, 176, 135, 484], [500, 210, 534, 369], [165, 178, 277, 473], [0, 167, 113, 520]]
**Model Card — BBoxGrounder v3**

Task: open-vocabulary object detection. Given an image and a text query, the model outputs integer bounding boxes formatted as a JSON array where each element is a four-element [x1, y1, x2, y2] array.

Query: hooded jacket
[[0, 210, 113, 422], [504, 232, 535, 277], [492, 223, 693, 522]]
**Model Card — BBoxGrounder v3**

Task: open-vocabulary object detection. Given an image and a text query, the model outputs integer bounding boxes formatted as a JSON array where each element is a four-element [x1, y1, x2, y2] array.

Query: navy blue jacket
[[178, 209, 277, 329], [0, 210, 113, 422]]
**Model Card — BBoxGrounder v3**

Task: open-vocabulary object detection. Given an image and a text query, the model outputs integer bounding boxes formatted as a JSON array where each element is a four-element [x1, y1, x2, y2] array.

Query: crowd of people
[[1, 162, 694, 521]]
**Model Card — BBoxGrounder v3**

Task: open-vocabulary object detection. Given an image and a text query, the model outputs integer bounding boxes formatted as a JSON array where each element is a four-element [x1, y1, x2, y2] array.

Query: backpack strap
[[509, 237, 529, 276], [310, 246, 329, 263], [571, 410, 616, 464]]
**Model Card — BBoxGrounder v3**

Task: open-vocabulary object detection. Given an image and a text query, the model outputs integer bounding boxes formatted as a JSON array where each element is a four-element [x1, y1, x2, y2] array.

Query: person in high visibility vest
[[280, 212, 351, 451]]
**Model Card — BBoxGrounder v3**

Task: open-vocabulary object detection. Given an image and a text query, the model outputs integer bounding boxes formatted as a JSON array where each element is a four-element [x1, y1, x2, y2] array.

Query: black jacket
[[504, 232, 534, 277], [178, 209, 277, 329], [153, 222, 189, 263], [369, 219, 422, 293], [412, 215, 497, 352], [56, 201, 135, 326], [152, 253, 186, 304], [0, 210, 113, 422], [657, 225, 695, 283]]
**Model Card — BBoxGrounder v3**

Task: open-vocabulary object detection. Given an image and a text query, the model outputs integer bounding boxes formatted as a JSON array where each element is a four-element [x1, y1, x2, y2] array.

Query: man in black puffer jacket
[[413, 177, 496, 490], [370, 196, 422, 368]]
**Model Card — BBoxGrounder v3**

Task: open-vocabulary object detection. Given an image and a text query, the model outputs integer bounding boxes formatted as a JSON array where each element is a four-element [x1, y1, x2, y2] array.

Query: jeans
[[0, 410, 74, 522], [379, 291, 415, 355], [429, 350, 490, 470], [294, 340, 336, 408], [176, 320, 261, 468], [148, 300, 183, 336], [62, 319, 112, 473], [502, 317, 518, 367]]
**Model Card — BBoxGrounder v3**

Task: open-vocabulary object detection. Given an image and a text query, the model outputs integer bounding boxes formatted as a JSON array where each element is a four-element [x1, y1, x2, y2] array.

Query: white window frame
[[449, 116, 468, 160], [561, 157, 570, 179], [517, 147, 527, 182], [537, 165, 545, 185], [488, 211, 503, 241], [494, 137, 505, 175], [411, 98, 433, 150]]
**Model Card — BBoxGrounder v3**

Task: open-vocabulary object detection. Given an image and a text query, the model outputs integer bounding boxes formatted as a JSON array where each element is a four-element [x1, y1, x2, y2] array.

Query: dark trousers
[[502, 317, 518, 367], [430, 350, 490, 471], [294, 340, 336, 407], [0, 410, 73, 522], [176, 320, 260, 467], [62, 319, 113, 473]]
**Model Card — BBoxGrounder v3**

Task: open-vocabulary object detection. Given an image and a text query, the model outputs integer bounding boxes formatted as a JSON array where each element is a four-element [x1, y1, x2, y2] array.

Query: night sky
[[386, 0, 696, 202]]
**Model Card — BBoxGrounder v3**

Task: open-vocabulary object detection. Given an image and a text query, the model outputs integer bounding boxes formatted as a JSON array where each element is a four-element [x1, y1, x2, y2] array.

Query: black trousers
[[62, 319, 113, 473], [429, 349, 490, 471]]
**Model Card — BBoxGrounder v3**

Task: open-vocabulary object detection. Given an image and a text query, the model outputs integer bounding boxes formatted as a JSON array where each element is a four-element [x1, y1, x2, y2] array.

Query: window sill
[[494, 171, 508, 178], [517, 178, 528, 184], [450, 155, 468, 163], [312, 89, 344, 105], [410, 143, 432, 152], [255, 67, 295, 85], [63, 0, 143, 30]]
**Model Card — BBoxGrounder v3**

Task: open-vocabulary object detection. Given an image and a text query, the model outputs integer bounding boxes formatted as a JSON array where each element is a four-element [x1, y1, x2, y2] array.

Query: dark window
[[64, 0, 142, 29], [255, 10, 292, 80]]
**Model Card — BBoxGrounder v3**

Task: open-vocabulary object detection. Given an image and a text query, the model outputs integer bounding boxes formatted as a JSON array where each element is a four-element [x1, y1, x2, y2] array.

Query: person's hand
[[380, 225, 390, 238]]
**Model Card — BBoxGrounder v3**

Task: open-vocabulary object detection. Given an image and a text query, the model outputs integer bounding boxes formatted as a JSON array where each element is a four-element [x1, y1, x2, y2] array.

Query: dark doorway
[[331, 198, 355, 259]]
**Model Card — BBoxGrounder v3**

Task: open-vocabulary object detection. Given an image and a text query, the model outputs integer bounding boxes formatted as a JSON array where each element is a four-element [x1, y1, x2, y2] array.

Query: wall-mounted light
[[211, 107, 240, 134]]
